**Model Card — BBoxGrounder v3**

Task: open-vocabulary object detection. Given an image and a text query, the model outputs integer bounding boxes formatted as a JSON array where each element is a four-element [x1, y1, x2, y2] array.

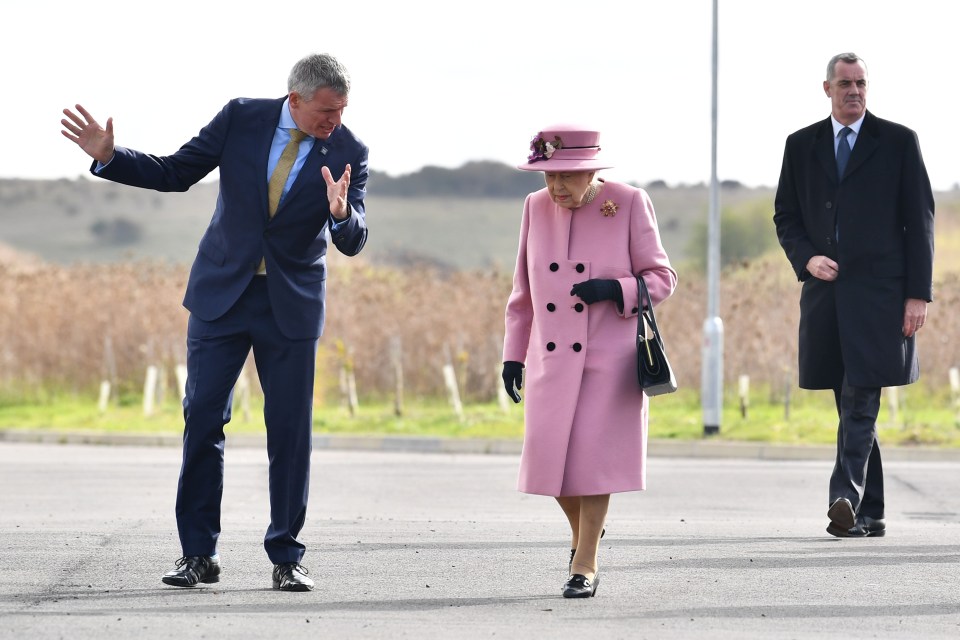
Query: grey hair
[[288, 53, 351, 98], [826, 52, 868, 81]]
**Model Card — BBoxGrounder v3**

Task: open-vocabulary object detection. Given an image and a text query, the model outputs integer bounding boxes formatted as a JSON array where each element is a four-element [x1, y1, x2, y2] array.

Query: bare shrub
[[2, 246, 957, 403]]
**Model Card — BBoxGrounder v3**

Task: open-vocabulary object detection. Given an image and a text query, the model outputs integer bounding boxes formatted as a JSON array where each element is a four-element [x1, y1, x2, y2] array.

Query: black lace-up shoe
[[161, 555, 221, 587], [273, 563, 314, 592]]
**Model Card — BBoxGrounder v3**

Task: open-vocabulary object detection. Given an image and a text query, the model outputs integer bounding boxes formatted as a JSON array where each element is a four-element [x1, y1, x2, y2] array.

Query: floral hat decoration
[[517, 124, 614, 172]]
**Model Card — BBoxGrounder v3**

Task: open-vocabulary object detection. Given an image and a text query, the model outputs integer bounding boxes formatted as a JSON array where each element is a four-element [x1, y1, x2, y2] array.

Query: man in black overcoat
[[774, 52, 935, 538]]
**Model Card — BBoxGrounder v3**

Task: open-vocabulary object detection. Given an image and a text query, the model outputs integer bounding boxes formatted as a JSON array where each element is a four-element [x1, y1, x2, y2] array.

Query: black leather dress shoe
[[562, 573, 599, 598], [839, 515, 887, 538], [827, 514, 886, 538], [273, 563, 314, 592], [855, 515, 886, 537], [826, 497, 855, 536], [161, 555, 221, 587]]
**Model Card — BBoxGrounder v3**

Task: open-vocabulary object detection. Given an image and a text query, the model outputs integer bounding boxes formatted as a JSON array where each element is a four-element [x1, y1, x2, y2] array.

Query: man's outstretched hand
[[61, 104, 115, 165]]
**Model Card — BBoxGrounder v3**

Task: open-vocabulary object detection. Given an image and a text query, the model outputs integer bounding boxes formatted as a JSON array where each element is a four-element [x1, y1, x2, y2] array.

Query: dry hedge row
[[4, 249, 959, 402]]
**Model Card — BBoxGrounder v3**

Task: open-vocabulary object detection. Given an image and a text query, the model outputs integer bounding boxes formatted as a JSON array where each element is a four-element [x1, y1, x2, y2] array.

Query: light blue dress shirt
[[272, 98, 347, 232]]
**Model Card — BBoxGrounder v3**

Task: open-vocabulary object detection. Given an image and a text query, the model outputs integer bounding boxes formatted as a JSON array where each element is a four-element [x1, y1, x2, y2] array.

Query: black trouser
[[829, 377, 884, 519]]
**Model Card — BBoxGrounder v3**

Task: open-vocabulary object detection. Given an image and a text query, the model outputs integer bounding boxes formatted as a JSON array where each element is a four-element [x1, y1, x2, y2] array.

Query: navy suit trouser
[[829, 377, 884, 519], [177, 276, 317, 564]]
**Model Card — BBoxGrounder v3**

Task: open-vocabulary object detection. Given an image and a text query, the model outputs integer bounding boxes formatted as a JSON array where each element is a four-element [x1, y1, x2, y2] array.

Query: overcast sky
[[6, 0, 958, 189]]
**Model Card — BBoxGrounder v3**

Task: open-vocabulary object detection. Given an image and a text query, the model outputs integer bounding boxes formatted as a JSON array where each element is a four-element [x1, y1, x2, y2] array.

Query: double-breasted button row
[[549, 261, 586, 273], [546, 342, 583, 352], [544, 261, 587, 351], [546, 302, 585, 313]]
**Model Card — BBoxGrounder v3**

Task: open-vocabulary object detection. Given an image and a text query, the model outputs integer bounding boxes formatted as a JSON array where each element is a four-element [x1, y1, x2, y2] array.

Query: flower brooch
[[600, 199, 619, 217], [527, 134, 563, 163]]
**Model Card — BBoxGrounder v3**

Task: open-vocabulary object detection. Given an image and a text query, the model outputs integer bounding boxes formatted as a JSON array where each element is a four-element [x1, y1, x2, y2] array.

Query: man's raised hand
[[61, 104, 115, 165]]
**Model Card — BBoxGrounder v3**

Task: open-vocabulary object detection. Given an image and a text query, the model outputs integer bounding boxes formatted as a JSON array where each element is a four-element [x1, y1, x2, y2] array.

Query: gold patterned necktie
[[267, 128, 307, 217]]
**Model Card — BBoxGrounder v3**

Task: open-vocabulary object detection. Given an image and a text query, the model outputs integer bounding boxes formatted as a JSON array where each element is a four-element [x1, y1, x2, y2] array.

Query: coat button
[[632, 307, 639, 314], [825, 201, 833, 209], [546, 342, 556, 351], [574, 303, 584, 312], [572, 343, 582, 352], [576, 264, 585, 273], [546, 303, 556, 312], [550, 262, 559, 272], [825, 237, 833, 245]]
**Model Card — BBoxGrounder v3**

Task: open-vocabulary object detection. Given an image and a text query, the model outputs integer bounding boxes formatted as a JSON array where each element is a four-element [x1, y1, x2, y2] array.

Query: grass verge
[[1, 387, 958, 447]]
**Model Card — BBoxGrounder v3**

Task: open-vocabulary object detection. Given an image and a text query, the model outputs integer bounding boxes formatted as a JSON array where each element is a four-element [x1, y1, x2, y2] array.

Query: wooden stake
[[143, 365, 158, 417]]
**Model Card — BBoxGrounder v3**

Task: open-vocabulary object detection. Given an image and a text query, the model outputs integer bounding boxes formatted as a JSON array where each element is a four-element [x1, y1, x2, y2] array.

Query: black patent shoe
[[161, 555, 221, 587], [273, 563, 314, 592], [562, 572, 599, 598]]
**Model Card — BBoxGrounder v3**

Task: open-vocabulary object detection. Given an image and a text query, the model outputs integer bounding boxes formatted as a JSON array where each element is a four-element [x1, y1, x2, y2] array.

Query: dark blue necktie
[[836, 126, 852, 180]]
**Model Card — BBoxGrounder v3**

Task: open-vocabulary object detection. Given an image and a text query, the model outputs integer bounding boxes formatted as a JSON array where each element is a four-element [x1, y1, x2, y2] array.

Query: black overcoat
[[774, 111, 934, 389]]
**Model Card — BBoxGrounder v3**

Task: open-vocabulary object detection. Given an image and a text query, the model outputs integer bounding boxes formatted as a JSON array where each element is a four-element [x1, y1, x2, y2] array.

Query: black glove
[[570, 279, 623, 307], [501, 361, 523, 403]]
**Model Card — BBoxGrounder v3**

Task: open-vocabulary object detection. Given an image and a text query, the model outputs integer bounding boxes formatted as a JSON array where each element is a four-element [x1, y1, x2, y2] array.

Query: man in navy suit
[[61, 53, 369, 591], [774, 52, 934, 539]]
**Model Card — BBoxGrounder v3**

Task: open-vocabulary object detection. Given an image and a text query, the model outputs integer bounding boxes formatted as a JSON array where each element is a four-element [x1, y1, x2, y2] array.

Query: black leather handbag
[[636, 275, 678, 396]]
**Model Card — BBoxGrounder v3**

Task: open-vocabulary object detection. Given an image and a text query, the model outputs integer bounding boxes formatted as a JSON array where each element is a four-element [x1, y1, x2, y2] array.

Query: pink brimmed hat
[[517, 125, 613, 171]]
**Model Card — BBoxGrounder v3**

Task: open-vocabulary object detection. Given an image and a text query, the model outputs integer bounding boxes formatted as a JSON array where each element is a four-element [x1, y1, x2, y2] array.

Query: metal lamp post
[[701, 0, 723, 436]]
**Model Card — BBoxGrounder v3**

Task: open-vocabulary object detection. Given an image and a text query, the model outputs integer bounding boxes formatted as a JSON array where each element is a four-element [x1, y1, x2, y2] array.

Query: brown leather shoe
[[161, 555, 221, 587], [273, 563, 314, 592]]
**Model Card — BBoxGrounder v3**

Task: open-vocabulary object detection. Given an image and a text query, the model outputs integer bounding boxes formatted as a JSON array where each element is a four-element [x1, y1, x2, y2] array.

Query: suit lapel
[[258, 101, 285, 220], [813, 118, 838, 185], [842, 111, 879, 181], [285, 139, 325, 207]]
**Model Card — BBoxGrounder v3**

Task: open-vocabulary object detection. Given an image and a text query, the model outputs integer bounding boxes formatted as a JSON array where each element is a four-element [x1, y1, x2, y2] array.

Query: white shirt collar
[[831, 113, 865, 137]]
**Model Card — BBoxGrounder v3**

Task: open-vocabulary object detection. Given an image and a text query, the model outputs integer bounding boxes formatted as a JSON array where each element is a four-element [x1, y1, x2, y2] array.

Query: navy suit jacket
[[92, 97, 368, 340]]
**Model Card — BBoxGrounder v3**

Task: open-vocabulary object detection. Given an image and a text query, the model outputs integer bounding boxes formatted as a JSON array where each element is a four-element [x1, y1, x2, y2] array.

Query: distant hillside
[[0, 163, 778, 270], [369, 161, 545, 198]]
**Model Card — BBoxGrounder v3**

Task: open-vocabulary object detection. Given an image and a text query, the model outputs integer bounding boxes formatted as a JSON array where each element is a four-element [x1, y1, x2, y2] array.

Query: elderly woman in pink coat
[[502, 125, 677, 599]]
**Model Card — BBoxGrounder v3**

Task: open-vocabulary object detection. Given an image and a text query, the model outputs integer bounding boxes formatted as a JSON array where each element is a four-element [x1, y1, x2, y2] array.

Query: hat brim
[[517, 159, 613, 172]]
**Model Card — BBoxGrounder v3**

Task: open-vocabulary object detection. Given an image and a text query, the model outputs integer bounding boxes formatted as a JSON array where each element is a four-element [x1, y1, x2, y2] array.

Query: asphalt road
[[1, 441, 958, 639]]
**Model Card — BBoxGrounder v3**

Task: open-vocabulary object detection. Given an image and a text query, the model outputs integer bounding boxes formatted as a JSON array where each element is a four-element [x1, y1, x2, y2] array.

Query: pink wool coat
[[503, 180, 677, 497]]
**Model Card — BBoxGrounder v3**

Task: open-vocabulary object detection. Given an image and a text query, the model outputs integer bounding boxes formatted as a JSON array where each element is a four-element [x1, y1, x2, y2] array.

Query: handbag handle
[[636, 274, 666, 361]]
